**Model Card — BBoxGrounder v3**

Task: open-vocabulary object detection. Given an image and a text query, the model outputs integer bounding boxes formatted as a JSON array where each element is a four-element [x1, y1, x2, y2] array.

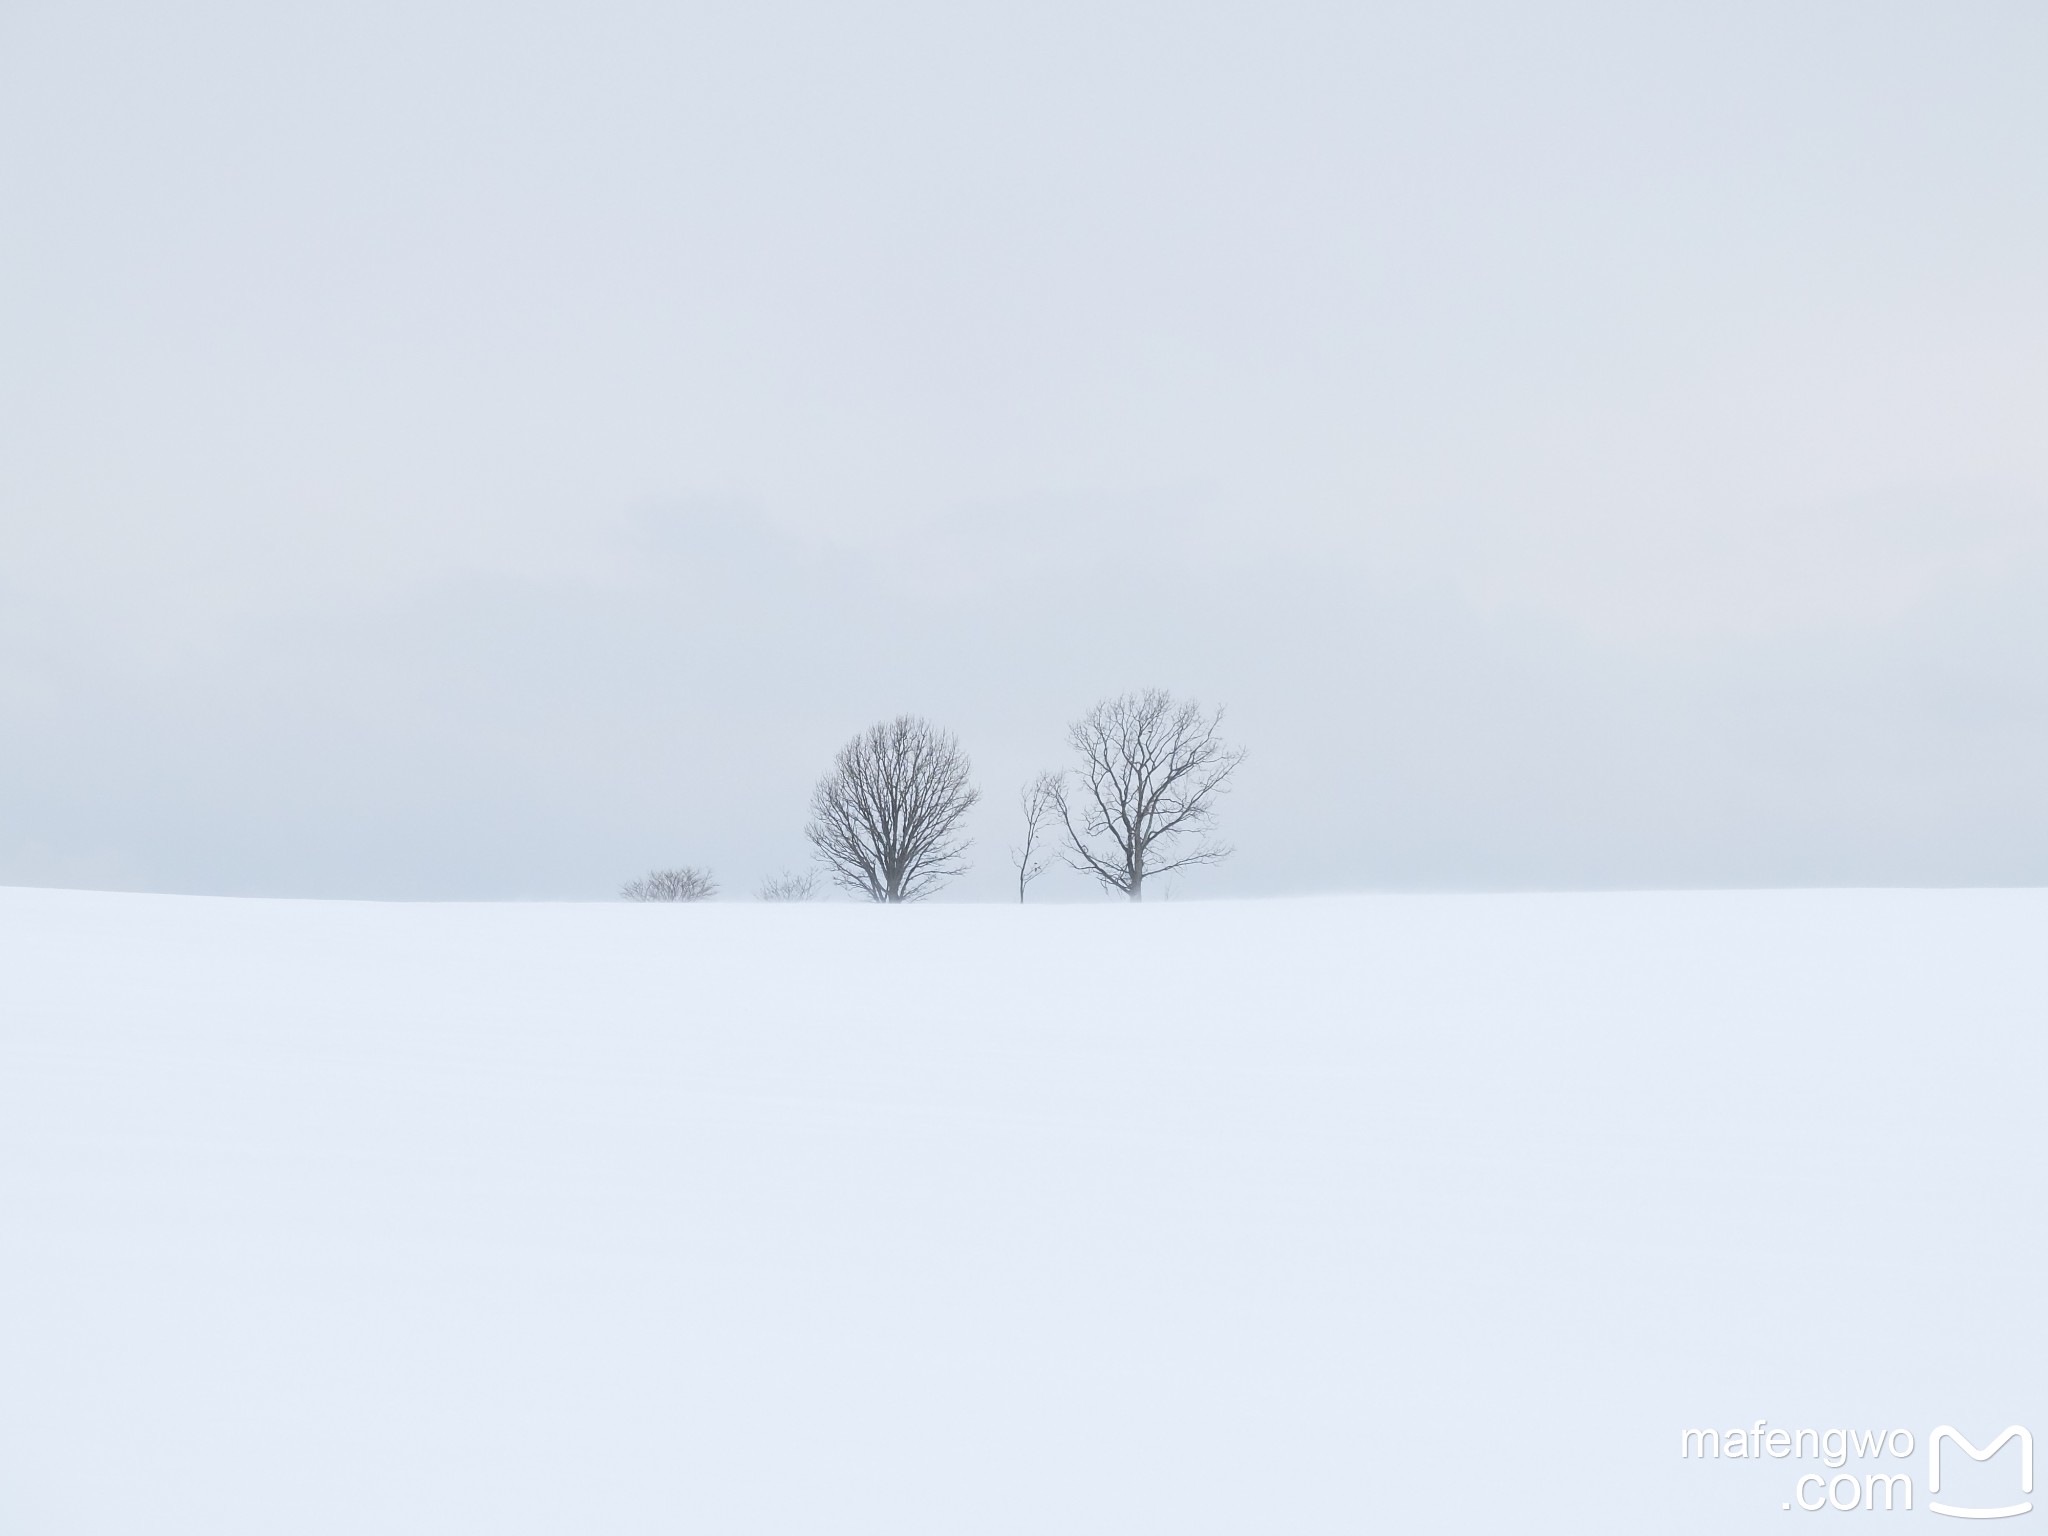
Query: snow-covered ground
[[3, 887, 2043, 1533]]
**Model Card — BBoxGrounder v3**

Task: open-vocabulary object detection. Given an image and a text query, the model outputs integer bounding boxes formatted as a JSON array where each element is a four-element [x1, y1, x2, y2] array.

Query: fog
[[3, 0, 2044, 897]]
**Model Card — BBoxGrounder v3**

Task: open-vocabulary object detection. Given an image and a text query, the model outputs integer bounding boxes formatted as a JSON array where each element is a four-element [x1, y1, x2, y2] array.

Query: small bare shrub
[[757, 869, 819, 902], [620, 866, 717, 902]]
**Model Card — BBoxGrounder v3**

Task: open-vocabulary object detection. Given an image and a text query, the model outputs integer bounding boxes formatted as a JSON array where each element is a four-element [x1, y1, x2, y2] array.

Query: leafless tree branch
[[1050, 688, 1245, 901], [1011, 769, 1061, 902], [804, 715, 980, 902]]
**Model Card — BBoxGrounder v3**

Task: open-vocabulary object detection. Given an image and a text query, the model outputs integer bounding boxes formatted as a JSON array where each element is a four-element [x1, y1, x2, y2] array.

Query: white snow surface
[[3, 887, 2043, 1533]]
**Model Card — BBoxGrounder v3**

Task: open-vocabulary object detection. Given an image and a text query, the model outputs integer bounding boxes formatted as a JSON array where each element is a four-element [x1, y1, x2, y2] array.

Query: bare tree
[[621, 866, 717, 901], [1052, 689, 1245, 901], [757, 868, 819, 901], [805, 715, 979, 902], [1011, 770, 1061, 902]]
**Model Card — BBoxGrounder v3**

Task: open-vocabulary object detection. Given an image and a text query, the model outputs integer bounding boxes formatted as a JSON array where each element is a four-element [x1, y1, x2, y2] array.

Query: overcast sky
[[2, 0, 2045, 898]]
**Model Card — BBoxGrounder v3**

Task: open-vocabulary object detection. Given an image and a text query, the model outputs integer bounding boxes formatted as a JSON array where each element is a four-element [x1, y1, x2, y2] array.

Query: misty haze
[[3, 3, 2044, 899]]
